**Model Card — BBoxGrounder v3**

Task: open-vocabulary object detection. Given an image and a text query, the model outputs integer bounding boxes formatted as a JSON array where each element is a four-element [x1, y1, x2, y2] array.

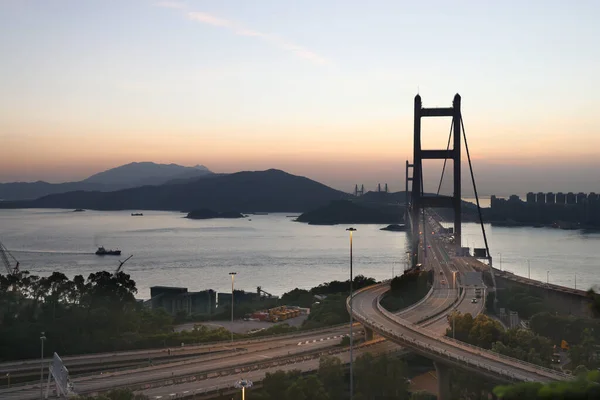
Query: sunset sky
[[1, 0, 599, 196]]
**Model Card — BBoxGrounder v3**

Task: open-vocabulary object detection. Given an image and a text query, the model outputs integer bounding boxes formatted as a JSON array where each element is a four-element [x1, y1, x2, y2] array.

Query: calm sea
[[1, 209, 598, 299]]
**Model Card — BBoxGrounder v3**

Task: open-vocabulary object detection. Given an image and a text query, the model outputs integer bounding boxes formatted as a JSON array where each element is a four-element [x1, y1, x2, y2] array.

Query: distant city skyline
[[1, 1, 599, 195]]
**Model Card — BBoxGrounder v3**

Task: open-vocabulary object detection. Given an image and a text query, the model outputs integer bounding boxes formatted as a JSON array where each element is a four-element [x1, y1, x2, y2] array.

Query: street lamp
[[547, 271, 549, 285], [346, 227, 357, 400], [229, 272, 237, 343], [234, 378, 253, 400], [498, 252, 502, 271], [40, 332, 46, 400]]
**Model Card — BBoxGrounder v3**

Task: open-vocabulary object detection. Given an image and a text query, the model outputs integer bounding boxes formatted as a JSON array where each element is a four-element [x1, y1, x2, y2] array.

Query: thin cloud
[[157, 4, 331, 66]]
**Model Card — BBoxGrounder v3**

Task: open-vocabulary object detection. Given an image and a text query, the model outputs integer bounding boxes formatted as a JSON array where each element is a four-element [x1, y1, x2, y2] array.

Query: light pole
[[498, 252, 502, 271], [547, 270, 549, 285], [528, 260, 531, 279], [575, 274, 577, 290], [229, 272, 237, 343], [40, 332, 46, 400], [346, 227, 357, 400], [234, 378, 253, 400]]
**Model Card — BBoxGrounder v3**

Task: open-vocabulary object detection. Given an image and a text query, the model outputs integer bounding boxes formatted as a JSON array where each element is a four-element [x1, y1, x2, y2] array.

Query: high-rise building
[[526, 192, 535, 203], [566, 192, 576, 205], [577, 192, 587, 204], [546, 192, 555, 204], [536, 192, 545, 203], [556, 192, 566, 204]]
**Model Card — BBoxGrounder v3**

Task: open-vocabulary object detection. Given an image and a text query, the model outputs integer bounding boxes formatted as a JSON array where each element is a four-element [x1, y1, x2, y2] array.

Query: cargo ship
[[95, 246, 121, 256]]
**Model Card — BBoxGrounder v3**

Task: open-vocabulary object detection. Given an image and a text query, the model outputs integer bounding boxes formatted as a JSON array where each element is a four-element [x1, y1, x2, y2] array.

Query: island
[[380, 224, 406, 232], [73, 209, 85, 212], [296, 200, 403, 225], [185, 209, 245, 220]]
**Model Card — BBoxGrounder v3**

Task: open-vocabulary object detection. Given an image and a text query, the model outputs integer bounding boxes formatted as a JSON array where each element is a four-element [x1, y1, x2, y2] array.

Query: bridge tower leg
[[410, 94, 463, 267], [434, 361, 451, 400]]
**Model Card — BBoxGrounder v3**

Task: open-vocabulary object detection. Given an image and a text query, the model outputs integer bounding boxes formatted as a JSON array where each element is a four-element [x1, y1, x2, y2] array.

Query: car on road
[[471, 298, 478, 303]]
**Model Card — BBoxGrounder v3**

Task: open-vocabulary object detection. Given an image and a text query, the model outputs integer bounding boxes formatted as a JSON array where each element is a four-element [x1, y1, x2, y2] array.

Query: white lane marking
[[319, 338, 323, 341], [259, 355, 270, 359], [183, 391, 189, 394]]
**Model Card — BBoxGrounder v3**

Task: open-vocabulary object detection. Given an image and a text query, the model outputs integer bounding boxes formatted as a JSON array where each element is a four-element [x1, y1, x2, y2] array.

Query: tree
[[494, 369, 600, 399], [409, 391, 436, 400], [318, 356, 345, 400], [354, 353, 410, 400]]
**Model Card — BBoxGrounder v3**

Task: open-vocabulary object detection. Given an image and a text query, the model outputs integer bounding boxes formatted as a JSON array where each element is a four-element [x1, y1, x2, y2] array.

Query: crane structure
[[0, 240, 20, 275], [115, 255, 133, 274], [256, 286, 274, 298]]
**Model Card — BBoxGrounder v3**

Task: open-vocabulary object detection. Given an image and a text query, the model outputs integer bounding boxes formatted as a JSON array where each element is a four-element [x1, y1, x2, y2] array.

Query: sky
[[1, 0, 599, 196]]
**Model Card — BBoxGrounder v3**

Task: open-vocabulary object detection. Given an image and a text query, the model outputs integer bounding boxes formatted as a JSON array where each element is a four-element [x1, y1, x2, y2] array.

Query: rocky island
[[380, 224, 406, 231], [186, 209, 245, 220], [296, 200, 403, 225]]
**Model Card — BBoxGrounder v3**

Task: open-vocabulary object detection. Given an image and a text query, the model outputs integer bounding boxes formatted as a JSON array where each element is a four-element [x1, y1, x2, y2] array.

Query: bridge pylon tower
[[410, 94, 462, 268]]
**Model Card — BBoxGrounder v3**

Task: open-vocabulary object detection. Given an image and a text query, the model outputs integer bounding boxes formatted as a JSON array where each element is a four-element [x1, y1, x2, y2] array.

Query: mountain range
[[0, 169, 350, 213], [0, 162, 212, 201]]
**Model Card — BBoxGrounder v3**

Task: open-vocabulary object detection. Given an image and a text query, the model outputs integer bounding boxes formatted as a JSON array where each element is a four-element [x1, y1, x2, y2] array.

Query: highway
[[0, 327, 365, 400], [350, 214, 569, 384], [352, 283, 568, 383]]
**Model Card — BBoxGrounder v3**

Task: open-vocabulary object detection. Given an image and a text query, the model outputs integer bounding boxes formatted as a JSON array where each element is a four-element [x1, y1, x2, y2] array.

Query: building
[[218, 290, 261, 306], [536, 192, 545, 204], [556, 192, 565, 204], [566, 192, 576, 205], [577, 192, 587, 204], [150, 286, 216, 316], [526, 192, 535, 203], [546, 192, 555, 204]]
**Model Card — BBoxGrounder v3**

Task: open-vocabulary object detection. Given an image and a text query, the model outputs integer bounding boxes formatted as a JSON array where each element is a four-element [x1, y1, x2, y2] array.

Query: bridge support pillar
[[434, 362, 451, 400], [364, 327, 374, 341]]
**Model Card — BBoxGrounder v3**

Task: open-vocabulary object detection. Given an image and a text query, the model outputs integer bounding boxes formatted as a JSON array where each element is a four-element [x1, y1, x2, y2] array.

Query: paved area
[[176, 314, 308, 334]]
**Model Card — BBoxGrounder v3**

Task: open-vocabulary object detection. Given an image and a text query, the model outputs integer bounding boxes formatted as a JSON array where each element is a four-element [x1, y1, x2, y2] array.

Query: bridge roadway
[[0, 324, 359, 376], [350, 222, 569, 399], [352, 283, 568, 383]]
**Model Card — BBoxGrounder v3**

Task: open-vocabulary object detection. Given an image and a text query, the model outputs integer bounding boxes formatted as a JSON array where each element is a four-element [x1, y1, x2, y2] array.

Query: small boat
[[95, 246, 121, 256], [131, 213, 144, 216], [73, 209, 85, 212]]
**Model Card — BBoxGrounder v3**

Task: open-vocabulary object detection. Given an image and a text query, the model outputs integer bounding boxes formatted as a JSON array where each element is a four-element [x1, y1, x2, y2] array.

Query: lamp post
[[234, 378, 253, 400], [498, 252, 502, 271], [346, 227, 357, 400], [528, 260, 531, 279], [40, 332, 46, 400], [547, 271, 549, 285], [575, 274, 577, 290], [229, 272, 237, 343]]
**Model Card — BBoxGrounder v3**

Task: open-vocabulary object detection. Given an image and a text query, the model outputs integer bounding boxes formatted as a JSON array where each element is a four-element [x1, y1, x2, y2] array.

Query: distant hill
[[82, 162, 211, 186], [0, 169, 350, 212], [296, 200, 404, 225], [0, 162, 213, 201]]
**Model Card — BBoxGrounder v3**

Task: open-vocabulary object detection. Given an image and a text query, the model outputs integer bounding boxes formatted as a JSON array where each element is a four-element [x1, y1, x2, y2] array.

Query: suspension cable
[[437, 120, 454, 195], [460, 116, 490, 256]]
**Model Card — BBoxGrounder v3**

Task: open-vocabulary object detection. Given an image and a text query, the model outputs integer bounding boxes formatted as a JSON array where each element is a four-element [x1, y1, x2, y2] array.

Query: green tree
[[354, 353, 410, 400], [318, 356, 345, 400], [494, 369, 600, 399]]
